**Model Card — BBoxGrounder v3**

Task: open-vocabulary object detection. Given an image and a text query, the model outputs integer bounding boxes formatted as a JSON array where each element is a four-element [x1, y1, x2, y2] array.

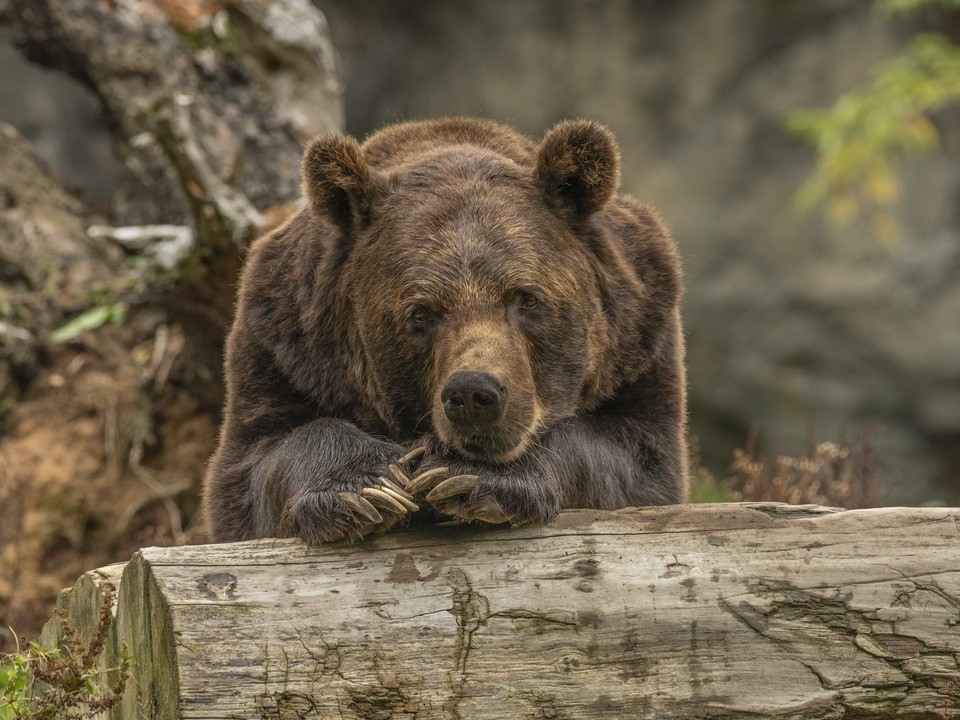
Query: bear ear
[[534, 120, 621, 221], [301, 133, 371, 233]]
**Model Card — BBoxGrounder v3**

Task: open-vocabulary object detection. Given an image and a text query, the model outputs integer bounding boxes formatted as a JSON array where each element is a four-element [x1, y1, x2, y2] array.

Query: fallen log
[[42, 503, 960, 718]]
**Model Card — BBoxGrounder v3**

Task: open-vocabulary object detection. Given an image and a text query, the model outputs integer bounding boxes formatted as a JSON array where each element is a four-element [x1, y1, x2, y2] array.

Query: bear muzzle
[[431, 319, 540, 463], [434, 369, 539, 463]]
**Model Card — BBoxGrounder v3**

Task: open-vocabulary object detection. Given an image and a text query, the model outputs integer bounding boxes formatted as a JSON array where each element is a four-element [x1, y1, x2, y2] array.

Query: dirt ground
[[0, 318, 217, 652]]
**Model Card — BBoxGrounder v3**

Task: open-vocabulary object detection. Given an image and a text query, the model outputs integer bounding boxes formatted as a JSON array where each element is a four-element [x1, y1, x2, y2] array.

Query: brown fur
[[204, 117, 688, 544]]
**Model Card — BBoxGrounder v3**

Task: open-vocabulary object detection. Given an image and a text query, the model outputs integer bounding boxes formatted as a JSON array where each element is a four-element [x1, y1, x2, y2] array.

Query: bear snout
[[431, 319, 539, 462], [441, 371, 506, 427]]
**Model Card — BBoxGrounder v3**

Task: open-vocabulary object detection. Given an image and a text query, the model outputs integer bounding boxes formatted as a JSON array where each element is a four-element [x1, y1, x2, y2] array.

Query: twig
[[88, 224, 194, 271]]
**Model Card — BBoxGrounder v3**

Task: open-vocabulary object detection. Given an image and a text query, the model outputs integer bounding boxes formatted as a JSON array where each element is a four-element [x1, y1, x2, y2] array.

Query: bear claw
[[362, 486, 411, 515], [338, 492, 383, 524], [387, 463, 412, 487], [397, 446, 427, 468], [405, 467, 449, 495], [378, 484, 420, 512], [425, 474, 480, 502], [377, 474, 414, 499], [471, 497, 509, 524]]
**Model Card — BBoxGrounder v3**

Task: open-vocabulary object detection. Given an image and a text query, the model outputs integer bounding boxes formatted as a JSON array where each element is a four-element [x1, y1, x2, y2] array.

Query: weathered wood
[[36, 563, 126, 720], [50, 504, 960, 718]]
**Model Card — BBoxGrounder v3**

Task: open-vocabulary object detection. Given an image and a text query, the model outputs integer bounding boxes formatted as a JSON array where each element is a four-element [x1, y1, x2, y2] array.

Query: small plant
[[722, 427, 884, 509], [0, 589, 129, 719], [687, 436, 732, 503]]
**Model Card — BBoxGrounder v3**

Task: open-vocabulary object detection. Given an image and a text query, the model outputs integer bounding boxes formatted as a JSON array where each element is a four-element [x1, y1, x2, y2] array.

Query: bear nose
[[441, 371, 506, 427]]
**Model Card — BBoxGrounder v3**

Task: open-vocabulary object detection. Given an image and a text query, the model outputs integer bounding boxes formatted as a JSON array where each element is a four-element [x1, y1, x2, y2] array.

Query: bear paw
[[279, 485, 404, 545], [428, 475, 508, 524], [281, 458, 426, 544], [305, 446, 454, 542], [410, 466, 559, 527]]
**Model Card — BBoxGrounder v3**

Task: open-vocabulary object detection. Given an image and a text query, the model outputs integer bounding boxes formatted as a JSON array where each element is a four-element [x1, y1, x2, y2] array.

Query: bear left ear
[[301, 133, 371, 235], [534, 120, 621, 221]]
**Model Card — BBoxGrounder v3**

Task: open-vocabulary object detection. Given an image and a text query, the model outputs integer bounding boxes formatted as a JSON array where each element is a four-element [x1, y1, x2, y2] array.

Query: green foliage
[[0, 590, 129, 719], [876, 0, 960, 13], [688, 466, 731, 503], [687, 436, 732, 503], [0, 637, 30, 720], [790, 23, 960, 241], [48, 303, 127, 344]]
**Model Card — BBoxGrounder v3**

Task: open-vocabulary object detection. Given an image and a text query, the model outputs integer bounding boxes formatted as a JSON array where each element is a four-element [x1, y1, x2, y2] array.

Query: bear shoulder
[[604, 194, 683, 302]]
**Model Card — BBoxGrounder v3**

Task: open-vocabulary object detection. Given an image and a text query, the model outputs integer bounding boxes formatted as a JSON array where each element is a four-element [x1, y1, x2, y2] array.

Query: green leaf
[[49, 302, 127, 344]]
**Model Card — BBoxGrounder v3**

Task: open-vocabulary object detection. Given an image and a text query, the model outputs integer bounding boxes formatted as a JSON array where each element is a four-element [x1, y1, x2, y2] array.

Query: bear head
[[302, 119, 634, 464]]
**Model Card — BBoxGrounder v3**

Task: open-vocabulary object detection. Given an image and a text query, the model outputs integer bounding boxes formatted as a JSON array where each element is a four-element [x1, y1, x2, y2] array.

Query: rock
[[7, 0, 343, 224], [0, 122, 122, 307]]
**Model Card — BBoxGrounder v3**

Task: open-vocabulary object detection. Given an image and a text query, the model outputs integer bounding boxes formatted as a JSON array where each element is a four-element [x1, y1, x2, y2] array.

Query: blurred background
[[1, 0, 958, 648]]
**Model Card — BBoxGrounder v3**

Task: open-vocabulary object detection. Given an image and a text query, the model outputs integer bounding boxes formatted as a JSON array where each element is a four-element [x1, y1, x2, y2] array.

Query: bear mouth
[[453, 431, 531, 464]]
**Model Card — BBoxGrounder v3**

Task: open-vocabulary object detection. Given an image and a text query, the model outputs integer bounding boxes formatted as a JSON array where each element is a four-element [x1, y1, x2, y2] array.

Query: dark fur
[[204, 117, 688, 544]]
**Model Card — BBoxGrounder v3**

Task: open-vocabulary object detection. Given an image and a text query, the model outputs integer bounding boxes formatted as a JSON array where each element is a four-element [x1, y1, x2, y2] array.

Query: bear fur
[[204, 117, 687, 544]]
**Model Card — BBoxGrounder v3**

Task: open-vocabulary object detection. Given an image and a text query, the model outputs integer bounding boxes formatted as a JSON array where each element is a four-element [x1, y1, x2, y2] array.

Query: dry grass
[[722, 426, 884, 509]]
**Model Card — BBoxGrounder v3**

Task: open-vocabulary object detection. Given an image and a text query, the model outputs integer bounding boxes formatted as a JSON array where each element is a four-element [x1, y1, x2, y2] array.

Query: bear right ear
[[301, 134, 371, 234]]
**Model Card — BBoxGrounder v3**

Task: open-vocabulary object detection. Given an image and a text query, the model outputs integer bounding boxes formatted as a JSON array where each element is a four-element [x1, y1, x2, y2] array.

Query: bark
[[44, 504, 960, 719]]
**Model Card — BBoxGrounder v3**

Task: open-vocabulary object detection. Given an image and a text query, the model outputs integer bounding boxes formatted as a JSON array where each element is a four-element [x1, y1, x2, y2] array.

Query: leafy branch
[[789, 2, 960, 240]]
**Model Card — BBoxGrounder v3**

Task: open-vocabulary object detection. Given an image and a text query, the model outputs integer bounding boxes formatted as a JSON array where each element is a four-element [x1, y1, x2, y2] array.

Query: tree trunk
[[6, 0, 342, 407], [43, 503, 960, 719]]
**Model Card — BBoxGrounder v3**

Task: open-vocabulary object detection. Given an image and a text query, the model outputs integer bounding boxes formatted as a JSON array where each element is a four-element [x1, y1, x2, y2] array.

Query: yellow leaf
[[903, 115, 939, 149], [866, 168, 899, 204], [827, 194, 859, 226]]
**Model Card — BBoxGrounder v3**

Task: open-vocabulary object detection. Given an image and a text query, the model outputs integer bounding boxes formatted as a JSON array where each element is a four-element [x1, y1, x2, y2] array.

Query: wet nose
[[441, 371, 506, 427]]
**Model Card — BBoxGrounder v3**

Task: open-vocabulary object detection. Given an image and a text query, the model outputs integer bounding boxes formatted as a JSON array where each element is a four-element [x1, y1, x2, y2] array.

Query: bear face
[[205, 117, 686, 544], [352, 152, 609, 463], [304, 122, 621, 464]]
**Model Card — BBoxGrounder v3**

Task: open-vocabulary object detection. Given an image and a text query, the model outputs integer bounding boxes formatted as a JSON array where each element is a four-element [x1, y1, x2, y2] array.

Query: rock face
[[1, 1, 958, 503], [312, 0, 960, 504]]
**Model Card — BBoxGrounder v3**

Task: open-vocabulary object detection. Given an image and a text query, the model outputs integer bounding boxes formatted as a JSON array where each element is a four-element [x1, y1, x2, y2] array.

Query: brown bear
[[203, 117, 687, 544]]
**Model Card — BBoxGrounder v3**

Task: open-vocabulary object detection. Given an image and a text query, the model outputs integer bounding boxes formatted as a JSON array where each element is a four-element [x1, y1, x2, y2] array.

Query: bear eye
[[409, 306, 432, 324], [518, 292, 540, 310]]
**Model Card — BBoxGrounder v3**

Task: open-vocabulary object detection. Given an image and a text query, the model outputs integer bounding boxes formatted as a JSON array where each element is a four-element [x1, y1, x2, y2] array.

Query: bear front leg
[[253, 419, 421, 544]]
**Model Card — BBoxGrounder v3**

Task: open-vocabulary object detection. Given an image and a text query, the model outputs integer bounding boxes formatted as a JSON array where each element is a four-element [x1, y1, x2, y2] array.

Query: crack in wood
[[720, 579, 960, 712], [444, 568, 486, 719]]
